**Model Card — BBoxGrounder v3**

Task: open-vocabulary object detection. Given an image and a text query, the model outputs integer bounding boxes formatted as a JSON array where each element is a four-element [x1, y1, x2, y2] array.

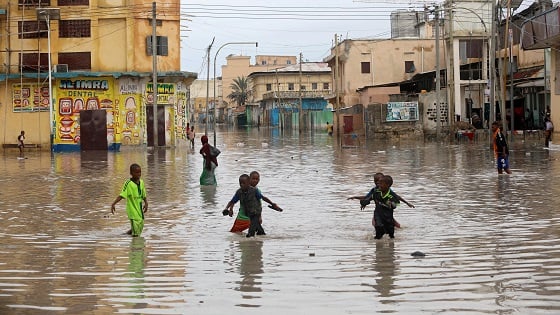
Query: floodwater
[[1, 127, 560, 314]]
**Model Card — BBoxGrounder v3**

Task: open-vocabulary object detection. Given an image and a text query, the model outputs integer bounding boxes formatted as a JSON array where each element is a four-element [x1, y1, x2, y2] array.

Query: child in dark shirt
[[348, 172, 413, 228], [223, 174, 265, 238], [371, 175, 400, 239]]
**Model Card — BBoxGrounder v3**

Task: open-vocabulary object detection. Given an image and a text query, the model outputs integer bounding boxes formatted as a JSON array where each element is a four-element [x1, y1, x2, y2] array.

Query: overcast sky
[[179, 0, 441, 78], [179, 0, 534, 78]]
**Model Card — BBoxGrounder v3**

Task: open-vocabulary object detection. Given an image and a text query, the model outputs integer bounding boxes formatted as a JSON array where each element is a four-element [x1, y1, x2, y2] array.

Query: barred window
[[19, 53, 49, 72], [18, 0, 50, 7], [59, 20, 91, 38], [18, 21, 48, 39], [58, 52, 92, 71], [58, 0, 89, 5]]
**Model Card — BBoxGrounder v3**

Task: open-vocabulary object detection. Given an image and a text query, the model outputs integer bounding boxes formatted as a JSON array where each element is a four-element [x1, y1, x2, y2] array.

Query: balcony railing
[[262, 89, 332, 100]]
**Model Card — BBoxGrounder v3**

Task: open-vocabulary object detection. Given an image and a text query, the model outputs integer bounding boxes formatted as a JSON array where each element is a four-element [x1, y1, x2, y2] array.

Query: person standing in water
[[199, 135, 218, 185], [492, 121, 512, 174], [17, 130, 25, 159]]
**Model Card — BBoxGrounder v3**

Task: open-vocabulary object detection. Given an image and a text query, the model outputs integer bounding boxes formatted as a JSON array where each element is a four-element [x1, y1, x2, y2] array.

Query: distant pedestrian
[[545, 117, 554, 148], [189, 126, 196, 149], [492, 121, 512, 174], [110, 163, 148, 236], [326, 122, 333, 136], [17, 130, 25, 159]]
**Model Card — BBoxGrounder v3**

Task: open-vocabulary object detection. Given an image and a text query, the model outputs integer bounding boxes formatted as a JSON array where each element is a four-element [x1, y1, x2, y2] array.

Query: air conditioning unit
[[54, 64, 68, 73]]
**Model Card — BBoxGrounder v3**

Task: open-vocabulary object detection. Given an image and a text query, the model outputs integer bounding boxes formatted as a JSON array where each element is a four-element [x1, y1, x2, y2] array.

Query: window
[[18, 0, 50, 7], [323, 82, 329, 90], [266, 83, 272, 91], [18, 21, 48, 39], [261, 60, 267, 65], [361, 62, 371, 74], [287, 60, 292, 65], [58, 0, 89, 5], [19, 53, 48, 72], [58, 52, 91, 70], [59, 20, 91, 38], [312, 83, 318, 90], [300, 85, 306, 90], [288, 83, 294, 91], [405, 61, 416, 73], [146, 36, 168, 56]]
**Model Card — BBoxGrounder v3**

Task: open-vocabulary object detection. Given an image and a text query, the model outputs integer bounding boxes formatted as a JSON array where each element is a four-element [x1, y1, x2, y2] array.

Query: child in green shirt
[[111, 163, 148, 236]]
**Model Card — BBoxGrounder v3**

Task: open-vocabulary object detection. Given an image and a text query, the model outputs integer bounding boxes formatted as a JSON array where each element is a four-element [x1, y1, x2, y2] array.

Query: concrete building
[[324, 37, 445, 137], [248, 62, 332, 129], [0, 0, 196, 151], [188, 79, 219, 124], [221, 55, 296, 115]]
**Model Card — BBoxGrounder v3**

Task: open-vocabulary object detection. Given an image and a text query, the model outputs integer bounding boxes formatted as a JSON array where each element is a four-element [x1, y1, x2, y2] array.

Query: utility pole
[[434, 5, 441, 138], [298, 52, 303, 133], [205, 37, 215, 136], [501, 1, 510, 135], [151, 2, 158, 147], [489, 0, 497, 127], [334, 34, 340, 138]]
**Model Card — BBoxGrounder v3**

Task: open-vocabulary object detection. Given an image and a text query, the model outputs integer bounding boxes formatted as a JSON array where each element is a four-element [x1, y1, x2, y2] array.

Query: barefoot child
[[228, 171, 282, 233], [111, 163, 148, 237]]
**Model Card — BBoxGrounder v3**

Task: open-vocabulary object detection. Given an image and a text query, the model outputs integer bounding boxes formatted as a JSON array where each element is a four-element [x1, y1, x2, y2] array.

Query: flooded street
[[1, 127, 560, 314]]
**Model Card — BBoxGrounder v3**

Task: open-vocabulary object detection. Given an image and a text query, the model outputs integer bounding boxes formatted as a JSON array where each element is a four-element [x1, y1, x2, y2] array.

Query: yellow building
[[0, 0, 196, 151]]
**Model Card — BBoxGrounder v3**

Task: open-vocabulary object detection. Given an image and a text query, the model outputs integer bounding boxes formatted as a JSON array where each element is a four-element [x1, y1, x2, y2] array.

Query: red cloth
[[230, 218, 250, 233], [199, 136, 218, 170]]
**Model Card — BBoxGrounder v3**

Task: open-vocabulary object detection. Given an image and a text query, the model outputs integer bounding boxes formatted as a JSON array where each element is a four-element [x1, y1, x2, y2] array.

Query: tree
[[227, 76, 252, 107]]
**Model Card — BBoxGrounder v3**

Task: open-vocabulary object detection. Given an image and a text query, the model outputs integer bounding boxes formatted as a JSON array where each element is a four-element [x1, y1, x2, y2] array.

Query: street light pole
[[36, 8, 60, 148], [212, 41, 258, 147]]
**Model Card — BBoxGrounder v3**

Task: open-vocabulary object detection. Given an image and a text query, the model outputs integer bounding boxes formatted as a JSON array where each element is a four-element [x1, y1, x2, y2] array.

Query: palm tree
[[227, 76, 251, 107]]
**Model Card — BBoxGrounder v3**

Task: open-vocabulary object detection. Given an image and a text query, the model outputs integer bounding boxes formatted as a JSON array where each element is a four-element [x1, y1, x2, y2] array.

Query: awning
[[516, 79, 544, 87]]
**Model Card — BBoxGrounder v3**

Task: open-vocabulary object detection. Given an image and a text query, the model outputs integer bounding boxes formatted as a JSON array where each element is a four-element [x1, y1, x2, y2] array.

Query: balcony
[[262, 89, 331, 100], [521, 6, 560, 50]]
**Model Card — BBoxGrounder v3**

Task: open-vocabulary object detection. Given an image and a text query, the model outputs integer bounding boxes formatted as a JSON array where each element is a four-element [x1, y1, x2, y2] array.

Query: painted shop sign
[[12, 83, 50, 112], [146, 83, 176, 105], [54, 77, 115, 144]]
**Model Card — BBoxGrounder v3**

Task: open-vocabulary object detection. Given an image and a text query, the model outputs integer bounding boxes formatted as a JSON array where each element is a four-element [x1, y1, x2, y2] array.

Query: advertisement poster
[[54, 77, 115, 144], [12, 84, 50, 112], [386, 102, 419, 122]]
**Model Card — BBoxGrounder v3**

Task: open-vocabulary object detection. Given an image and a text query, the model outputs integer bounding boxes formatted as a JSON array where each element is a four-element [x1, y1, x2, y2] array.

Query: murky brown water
[[1, 127, 559, 314]]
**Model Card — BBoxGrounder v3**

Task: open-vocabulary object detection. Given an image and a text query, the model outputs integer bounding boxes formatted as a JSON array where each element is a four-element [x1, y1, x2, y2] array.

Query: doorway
[[79, 110, 108, 151], [146, 106, 166, 147]]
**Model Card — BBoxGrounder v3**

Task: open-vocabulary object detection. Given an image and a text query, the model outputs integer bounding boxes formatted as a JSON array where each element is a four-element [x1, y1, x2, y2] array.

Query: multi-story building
[[248, 62, 332, 129], [221, 55, 296, 121], [188, 79, 218, 124], [0, 0, 196, 151]]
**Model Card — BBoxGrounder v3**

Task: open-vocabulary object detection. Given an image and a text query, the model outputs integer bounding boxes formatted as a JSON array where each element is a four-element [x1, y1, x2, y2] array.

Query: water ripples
[[0, 129, 559, 314]]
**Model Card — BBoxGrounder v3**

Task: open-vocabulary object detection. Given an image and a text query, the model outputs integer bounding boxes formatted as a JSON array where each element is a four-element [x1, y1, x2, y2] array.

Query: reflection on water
[[1, 127, 560, 314]]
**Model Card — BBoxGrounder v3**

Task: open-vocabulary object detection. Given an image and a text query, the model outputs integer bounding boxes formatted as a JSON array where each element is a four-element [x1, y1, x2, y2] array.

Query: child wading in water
[[17, 130, 25, 159], [111, 163, 148, 237], [370, 175, 400, 239], [228, 171, 282, 233], [223, 174, 281, 237], [348, 172, 414, 228]]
